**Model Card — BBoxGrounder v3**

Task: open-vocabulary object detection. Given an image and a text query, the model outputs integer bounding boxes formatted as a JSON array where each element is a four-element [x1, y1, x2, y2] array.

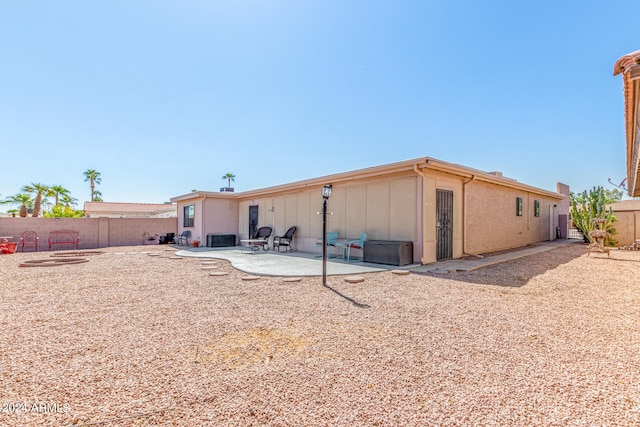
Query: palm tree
[[92, 190, 103, 202], [60, 193, 78, 208], [22, 183, 53, 217], [2, 193, 33, 217], [222, 172, 236, 188], [83, 169, 102, 201], [51, 185, 71, 206]]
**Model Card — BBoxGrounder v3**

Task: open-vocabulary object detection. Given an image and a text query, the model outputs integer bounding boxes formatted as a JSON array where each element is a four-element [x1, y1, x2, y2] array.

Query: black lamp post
[[321, 184, 332, 286]]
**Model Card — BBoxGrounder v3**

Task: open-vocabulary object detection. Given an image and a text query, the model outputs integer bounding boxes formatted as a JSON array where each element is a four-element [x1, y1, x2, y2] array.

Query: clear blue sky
[[1, 1, 638, 206]]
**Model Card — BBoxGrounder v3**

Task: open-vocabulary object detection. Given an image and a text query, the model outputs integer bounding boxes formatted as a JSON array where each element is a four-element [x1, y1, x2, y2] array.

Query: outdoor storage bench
[[48, 230, 80, 250], [363, 240, 413, 266]]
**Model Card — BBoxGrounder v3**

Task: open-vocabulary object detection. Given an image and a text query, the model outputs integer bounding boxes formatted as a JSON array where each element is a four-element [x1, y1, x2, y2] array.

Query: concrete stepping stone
[[344, 275, 365, 283], [209, 271, 229, 276], [201, 261, 217, 265], [241, 275, 261, 281], [147, 252, 160, 257], [169, 256, 182, 259], [202, 266, 218, 270], [282, 277, 302, 282], [391, 269, 410, 275]]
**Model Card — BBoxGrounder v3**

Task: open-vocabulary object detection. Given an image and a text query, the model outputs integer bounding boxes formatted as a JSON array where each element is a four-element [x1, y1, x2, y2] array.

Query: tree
[[2, 193, 33, 217], [60, 193, 78, 208], [604, 188, 624, 203], [92, 190, 103, 202], [83, 169, 102, 201], [51, 185, 71, 206], [222, 172, 236, 188], [21, 183, 53, 217], [570, 186, 617, 246]]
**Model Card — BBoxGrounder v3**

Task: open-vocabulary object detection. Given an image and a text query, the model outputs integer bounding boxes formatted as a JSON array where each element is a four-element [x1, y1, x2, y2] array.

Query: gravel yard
[[1, 243, 639, 426]]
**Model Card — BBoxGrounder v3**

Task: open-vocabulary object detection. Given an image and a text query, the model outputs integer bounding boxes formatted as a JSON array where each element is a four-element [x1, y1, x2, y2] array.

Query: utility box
[[206, 234, 236, 247], [363, 240, 413, 266]]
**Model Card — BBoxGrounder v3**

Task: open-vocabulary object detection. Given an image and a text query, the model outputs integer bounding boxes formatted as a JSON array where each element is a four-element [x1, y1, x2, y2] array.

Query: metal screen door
[[436, 190, 453, 260], [249, 205, 258, 239]]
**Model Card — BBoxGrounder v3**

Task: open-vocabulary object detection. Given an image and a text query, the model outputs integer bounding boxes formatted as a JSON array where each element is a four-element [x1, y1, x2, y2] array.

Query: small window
[[516, 197, 523, 216], [183, 205, 194, 227], [534, 200, 540, 217]]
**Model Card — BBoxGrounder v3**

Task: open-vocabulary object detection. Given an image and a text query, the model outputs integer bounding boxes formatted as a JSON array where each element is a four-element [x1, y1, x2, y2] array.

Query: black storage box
[[363, 240, 413, 266], [206, 234, 236, 247]]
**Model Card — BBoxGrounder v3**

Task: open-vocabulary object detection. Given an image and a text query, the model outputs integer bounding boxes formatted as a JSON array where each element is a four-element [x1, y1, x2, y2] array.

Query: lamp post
[[321, 184, 332, 286]]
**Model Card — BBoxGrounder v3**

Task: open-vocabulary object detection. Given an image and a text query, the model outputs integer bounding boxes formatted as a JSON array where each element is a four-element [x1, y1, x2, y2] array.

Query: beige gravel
[[1, 244, 639, 426]]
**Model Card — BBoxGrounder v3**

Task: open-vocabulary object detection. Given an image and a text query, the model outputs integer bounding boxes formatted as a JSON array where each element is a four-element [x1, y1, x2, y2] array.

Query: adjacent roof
[[608, 199, 640, 212], [171, 156, 564, 202], [613, 50, 640, 197], [84, 202, 176, 216]]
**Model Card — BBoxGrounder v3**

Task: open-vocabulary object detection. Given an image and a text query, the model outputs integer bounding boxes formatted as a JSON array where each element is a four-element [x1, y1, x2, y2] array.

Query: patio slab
[[174, 239, 581, 277]]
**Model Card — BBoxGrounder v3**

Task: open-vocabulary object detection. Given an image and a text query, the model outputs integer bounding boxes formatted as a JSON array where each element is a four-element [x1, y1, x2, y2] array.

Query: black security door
[[436, 190, 453, 260], [249, 205, 259, 239]]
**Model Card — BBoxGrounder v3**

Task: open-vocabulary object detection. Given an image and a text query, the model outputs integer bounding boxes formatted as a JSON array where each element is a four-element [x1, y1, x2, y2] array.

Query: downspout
[[463, 175, 483, 259], [200, 194, 208, 247], [413, 164, 426, 263]]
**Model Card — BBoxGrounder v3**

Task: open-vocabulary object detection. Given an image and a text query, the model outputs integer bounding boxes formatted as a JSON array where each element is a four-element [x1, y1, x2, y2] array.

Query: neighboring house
[[171, 156, 568, 265], [84, 202, 177, 218], [613, 50, 640, 197]]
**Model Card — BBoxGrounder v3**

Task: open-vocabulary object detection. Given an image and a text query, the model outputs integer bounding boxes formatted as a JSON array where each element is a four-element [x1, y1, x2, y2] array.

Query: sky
[[1, 1, 639, 208]]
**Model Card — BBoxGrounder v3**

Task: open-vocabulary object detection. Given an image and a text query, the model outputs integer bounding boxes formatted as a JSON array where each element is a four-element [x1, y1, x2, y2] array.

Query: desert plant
[[570, 186, 617, 246], [22, 183, 53, 217], [2, 193, 33, 217]]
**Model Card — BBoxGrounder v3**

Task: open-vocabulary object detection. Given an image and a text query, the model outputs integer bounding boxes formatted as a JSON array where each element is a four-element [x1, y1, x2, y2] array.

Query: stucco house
[[84, 202, 177, 218], [613, 49, 640, 197], [171, 156, 568, 265]]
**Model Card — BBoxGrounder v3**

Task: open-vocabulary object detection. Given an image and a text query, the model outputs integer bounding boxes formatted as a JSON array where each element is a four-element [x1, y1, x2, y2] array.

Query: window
[[183, 205, 194, 227], [516, 197, 523, 216], [534, 200, 540, 217]]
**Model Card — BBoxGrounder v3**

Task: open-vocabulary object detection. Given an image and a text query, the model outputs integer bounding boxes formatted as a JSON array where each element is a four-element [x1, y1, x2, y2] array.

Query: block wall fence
[[0, 217, 177, 250]]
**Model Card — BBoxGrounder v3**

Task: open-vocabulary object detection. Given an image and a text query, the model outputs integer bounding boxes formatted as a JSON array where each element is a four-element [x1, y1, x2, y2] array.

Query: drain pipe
[[463, 175, 483, 259]]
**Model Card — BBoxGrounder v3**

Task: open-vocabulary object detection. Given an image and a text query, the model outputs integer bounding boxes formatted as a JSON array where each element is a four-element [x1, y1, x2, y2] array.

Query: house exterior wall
[[0, 217, 176, 250], [464, 180, 560, 254], [237, 172, 419, 256]]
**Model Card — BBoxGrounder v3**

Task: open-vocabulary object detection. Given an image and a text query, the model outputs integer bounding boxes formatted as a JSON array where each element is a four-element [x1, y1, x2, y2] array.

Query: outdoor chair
[[176, 230, 191, 246], [337, 232, 367, 261], [273, 226, 297, 252], [314, 232, 339, 257], [251, 226, 272, 251], [20, 231, 39, 252]]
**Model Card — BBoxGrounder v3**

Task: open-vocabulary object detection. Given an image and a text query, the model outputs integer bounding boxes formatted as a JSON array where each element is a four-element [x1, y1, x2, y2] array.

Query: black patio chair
[[251, 226, 272, 251], [273, 226, 297, 252], [176, 230, 191, 246]]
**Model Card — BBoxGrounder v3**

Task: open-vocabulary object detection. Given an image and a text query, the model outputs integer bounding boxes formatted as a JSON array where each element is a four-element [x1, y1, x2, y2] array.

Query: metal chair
[[176, 230, 191, 246], [273, 226, 297, 252], [20, 231, 39, 252], [339, 232, 367, 261], [314, 232, 339, 257]]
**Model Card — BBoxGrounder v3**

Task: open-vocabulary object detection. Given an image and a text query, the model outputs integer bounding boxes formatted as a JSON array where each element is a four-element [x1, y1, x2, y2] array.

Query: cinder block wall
[[0, 217, 177, 250]]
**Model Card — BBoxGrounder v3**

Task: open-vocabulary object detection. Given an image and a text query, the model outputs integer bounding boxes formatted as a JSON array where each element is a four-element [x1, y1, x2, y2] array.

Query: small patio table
[[240, 239, 269, 254]]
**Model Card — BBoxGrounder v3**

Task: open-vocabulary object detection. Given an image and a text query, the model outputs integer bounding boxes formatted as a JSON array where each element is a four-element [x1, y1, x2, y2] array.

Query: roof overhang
[[171, 156, 564, 203], [614, 50, 640, 197]]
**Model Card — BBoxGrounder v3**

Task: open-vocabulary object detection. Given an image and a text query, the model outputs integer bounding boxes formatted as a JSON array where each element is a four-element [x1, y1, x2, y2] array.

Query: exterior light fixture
[[321, 184, 332, 286]]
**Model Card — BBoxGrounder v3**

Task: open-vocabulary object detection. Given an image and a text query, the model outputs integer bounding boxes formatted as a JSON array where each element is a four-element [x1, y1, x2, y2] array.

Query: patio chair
[[338, 232, 367, 261], [20, 231, 39, 252], [176, 230, 191, 246], [251, 226, 272, 251], [314, 232, 339, 257], [273, 226, 297, 252]]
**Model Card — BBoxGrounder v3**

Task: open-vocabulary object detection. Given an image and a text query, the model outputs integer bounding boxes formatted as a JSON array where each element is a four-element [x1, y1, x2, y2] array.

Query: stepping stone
[[391, 269, 410, 275], [344, 275, 365, 283], [147, 253, 160, 257], [209, 271, 229, 276], [282, 277, 302, 283], [202, 266, 218, 270], [241, 275, 261, 281], [201, 261, 217, 265], [169, 256, 182, 259]]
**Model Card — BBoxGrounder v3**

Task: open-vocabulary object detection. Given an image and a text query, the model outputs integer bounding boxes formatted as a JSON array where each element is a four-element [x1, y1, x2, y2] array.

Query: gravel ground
[[1, 243, 639, 426]]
